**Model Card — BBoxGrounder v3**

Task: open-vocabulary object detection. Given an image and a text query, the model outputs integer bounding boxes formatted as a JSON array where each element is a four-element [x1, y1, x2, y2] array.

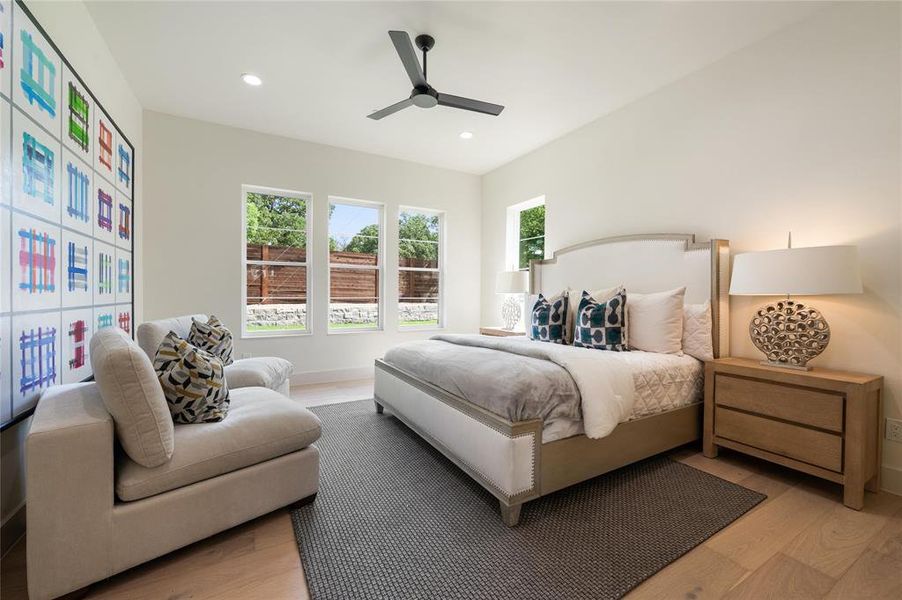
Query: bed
[[374, 233, 730, 525]]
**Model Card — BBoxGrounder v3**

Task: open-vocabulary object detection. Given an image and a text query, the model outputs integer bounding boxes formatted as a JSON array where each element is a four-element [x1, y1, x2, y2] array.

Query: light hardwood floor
[[2, 378, 901, 599]]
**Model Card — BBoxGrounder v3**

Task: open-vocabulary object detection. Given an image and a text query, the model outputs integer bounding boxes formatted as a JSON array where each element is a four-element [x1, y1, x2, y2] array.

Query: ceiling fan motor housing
[[412, 86, 438, 108]]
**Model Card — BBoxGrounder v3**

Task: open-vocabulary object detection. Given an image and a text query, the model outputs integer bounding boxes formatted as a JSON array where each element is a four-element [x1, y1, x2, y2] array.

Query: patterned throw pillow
[[572, 288, 628, 351], [188, 315, 234, 366], [154, 332, 230, 424], [530, 292, 569, 343]]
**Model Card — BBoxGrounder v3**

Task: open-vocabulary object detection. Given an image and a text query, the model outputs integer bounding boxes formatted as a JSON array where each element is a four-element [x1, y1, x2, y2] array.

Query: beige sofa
[[137, 314, 293, 395], [26, 329, 320, 600]]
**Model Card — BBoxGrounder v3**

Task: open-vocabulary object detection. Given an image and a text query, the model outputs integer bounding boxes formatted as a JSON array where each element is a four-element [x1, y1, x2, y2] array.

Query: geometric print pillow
[[153, 331, 230, 424], [530, 292, 569, 344], [188, 315, 234, 366], [572, 288, 628, 351]]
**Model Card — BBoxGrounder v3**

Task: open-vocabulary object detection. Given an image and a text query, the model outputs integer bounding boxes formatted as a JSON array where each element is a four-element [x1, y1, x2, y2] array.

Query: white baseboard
[[882, 464, 902, 496], [290, 365, 375, 386]]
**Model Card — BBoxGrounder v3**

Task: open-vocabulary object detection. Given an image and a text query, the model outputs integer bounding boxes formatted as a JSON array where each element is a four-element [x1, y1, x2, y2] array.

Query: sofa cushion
[[154, 332, 230, 424], [137, 314, 208, 361], [188, 315, 234, 366], [115, 387, 320, 501], [90, 328, 175, 468], [224, 357, 294, 391]]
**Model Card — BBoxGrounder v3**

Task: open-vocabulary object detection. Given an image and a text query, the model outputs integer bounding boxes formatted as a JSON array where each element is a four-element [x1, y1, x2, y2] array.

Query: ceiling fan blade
[[437, 93, 504, 116], [388, 30, 426, 88], [367, 98, 415, 120]]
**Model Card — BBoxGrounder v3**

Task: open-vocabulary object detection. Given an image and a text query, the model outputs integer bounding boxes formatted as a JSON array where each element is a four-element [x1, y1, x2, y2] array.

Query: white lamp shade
[[730, 245, 863, 296], [496, 270, 529, 294]]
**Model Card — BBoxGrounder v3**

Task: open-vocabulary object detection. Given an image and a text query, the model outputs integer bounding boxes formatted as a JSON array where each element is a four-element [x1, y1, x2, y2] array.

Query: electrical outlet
[[240, 352, 252, 360], [887, 418, 902, 443]]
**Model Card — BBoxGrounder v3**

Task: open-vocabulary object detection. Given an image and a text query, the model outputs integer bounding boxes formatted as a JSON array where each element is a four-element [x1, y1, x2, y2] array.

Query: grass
[[400, 319, 439, 327]]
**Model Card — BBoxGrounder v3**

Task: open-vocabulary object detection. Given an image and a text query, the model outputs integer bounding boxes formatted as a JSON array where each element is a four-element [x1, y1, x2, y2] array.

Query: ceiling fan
[[368, 31, 505, 120]]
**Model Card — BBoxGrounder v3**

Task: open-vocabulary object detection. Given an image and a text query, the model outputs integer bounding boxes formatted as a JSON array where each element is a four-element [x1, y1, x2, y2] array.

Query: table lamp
[[496, 270, 529, 330], [729, 238, 862, 370]]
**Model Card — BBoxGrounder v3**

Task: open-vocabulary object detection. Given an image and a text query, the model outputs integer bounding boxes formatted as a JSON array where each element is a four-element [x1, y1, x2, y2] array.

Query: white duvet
[[431, 334, 668, 439]]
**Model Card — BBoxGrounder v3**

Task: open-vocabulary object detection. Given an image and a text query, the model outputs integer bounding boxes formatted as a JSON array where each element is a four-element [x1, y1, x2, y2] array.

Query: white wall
[[142, 111, 481, 382], [481, 3, 902, 491], [1, 0, 143, 546]]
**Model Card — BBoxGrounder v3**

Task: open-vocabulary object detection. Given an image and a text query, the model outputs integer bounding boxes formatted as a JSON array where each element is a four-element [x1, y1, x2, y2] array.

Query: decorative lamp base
[[501, 296, 521, 330], [749, 299, 830, 370]]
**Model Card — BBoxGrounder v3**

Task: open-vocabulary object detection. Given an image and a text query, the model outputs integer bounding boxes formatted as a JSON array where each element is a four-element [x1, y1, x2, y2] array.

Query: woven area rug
[[291, 400, 765, 600]]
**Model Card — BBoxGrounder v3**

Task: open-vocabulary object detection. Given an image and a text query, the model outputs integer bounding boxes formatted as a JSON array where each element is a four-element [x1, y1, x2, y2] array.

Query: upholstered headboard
[[529, 234, 730, 358]]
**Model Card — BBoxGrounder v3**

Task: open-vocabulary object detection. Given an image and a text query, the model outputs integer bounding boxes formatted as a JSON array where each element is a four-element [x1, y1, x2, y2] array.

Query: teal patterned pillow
[[531, 292, 569, 343], [572, 288, 628, 351]]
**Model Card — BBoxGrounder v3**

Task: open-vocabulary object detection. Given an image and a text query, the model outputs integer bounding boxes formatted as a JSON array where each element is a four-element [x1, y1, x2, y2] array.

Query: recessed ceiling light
[[241, 73, 262, 87], [459, 131, 473, 139]]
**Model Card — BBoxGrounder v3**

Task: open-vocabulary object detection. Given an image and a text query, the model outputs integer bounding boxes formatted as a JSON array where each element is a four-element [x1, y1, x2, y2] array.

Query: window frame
[[240, 184, 312, 339], [398, 206, 445, 331], [505, 195, 546, 271], [327, 196, 385, 334]]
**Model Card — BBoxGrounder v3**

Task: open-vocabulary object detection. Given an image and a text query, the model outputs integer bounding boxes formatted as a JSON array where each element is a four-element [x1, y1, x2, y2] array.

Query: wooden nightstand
[[479, 326, 525, 337], [704, 357, 883, 510]]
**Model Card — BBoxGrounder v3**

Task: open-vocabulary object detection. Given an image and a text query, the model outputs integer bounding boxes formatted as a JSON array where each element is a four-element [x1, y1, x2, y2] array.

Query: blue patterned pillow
[[572, 288, 628, 351], [530, 292, 569, 343]]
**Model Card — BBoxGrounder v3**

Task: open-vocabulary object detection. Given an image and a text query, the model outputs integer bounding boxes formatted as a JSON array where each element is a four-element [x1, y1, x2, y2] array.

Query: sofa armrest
[[26, 383, 116, 600]]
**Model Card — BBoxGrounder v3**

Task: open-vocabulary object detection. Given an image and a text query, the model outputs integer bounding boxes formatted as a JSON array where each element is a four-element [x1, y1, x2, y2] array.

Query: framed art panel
[[12, 105, 61, 222], [62, 64, 91, 162], [61, 228, 91, 308], [11, 309, 60, 417], [12, 1, 60, 138], [11, 210, 60, 312], [0, 1, 11, 100], [61, 147, 92, 235], [2, 1, 135, 431], [1, 316, 10, 423], [61, 306, 91, 384], [1, 98, 10, 206]]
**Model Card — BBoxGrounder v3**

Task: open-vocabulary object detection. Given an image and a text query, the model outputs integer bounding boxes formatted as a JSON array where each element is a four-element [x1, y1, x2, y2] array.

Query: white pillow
[[682, 301, 714, 362], [567, 286, 622, 344], [627, 287, 686, 354]]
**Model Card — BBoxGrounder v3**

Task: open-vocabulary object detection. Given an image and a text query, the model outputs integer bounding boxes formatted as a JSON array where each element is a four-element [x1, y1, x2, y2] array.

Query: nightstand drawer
[[715, 374, 843, 433], [715, 407, 843, 472]]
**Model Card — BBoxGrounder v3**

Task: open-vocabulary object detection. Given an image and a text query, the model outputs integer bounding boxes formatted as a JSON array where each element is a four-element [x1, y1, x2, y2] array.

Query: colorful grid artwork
[[67, 81, 88, 151], [3, 3, 134, 427], [66, 240, 88, 292], [117, 310, 130, 334], [66, 160, 89, 221], [18, 30, 55, 118], [18, 226, 56, 294], [18, 324, 56, 394], [67, 318, 86, 369], [96, 312, 113, 330], [97, 187, 112, 231], [98, 119, 111, 170], [117, 257, 130, 294], [22, 131, 54, 204], [117, 143, 130, 188], [118, 202, 130, 241], [97, 249, 112, 296]]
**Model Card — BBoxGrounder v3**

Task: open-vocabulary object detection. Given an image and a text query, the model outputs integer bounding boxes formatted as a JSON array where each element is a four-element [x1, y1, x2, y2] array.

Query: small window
[[506, 196, 546, 270], [329, 198, 383, 332], [242, 186, 310, 337], [399, 208, 443, 328]]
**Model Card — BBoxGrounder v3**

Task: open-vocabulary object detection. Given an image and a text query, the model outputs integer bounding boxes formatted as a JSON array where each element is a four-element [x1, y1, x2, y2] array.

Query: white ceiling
[[85, 1, 826, 174]]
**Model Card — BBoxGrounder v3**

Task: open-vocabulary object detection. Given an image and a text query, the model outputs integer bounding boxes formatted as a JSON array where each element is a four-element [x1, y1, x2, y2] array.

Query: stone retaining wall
[[247, 303, 438, 326]]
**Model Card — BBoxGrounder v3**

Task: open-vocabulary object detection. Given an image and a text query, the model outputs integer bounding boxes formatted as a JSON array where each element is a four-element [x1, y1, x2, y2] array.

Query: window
[[328, 198, 383, 331], [506, 196, 546, 270], [398, 208, 442, 328], [242, 185, 310, 337]]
